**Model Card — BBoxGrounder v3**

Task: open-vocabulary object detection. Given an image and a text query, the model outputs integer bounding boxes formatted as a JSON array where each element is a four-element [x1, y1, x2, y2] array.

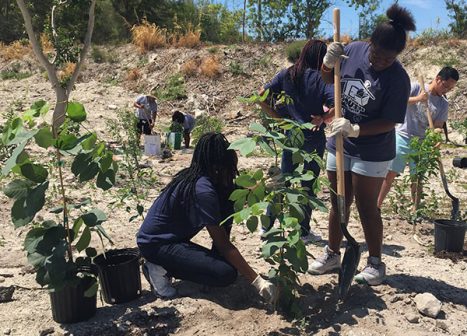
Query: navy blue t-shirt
[[137, 177, 222, 245], [327, 41, 410, 161], [264, 68, 334, 123]]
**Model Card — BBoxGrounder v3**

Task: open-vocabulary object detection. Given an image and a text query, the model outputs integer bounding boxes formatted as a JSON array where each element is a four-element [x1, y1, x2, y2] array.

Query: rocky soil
[[0, 40, 466, 336]]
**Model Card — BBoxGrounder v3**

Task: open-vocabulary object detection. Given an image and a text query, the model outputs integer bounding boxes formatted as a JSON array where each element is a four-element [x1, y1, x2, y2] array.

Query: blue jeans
[[281, 129, 325, 235]]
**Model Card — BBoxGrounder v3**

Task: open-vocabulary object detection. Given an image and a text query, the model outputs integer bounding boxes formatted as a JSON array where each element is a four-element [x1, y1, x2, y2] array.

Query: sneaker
[[142, 261, 177, 298], [354, 256, 386, 286], [308, 245, 341, 275], [301, 230, 322, 244]]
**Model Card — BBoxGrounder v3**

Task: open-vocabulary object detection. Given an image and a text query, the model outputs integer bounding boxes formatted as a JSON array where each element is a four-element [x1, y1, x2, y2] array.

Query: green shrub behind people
[[192, 115, 224, 145]]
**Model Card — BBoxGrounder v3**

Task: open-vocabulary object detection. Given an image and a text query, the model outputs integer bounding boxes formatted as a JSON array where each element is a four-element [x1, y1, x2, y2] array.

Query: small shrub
[[57, 62, 76, 83], [200, 56, 221, 78], [412, 28, 452, 46], [131, 20, 166, 52], [91, 46, 118, 63], [181, 59, 199, 77], [172, 28, 201, 48], [155, 73, 187, 101], [207, 47, 218, 54], [40, 33, 54, 54], [191, 115, 224, 145], [286, 40, 307, 63], [0, 40, 30, 61], [229, 61, 246, 76], [1, 63, 32, 80], [126, 68, 141, 81]]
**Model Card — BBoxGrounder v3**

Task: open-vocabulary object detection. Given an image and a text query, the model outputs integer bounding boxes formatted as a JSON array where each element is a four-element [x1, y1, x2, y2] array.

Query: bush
[[285, 40, 307, 63], [200, 56, 221, 78], [229, 61, 246, 76], [191, 115, 224, 145], [1, 63, 32, 80], [131, 20, 166, 52], [0, 40, 31, 61], [126, 68, 141, 81], [171, 26, 201, 48], [91, 46, 118, 63], [181, 59, 199, 77], [155, 73, 187, 101]]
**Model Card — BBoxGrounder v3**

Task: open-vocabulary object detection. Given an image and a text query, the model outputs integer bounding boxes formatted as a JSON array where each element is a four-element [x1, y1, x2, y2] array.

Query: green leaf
[[252, 170, 263, 181], [96, 168, 115, 191], [72, 218, 84, 242], [137, 204, 144, 215], [229, 189, 249, 201], [24, 227, 47, 254], [71, 153, 91, 176], [228, 138, 257, 156], [258, 140, 276, 157], [20, 163, 48, 183], [75, 226, 91, 252], [249, 123, 267, 134], [8, 129, 39, 146], [85, 247, 97, 258], [260, 214, 270, 230], [246, 216, 258, 233], [80, 133, 97, 151], [3, 179, 34, 199], [34, 127, 54, 148], [81, 208, 107, 227], [95, 224, 113, 244], [262, 239, 286, 258], [56, 133, 79, 150], [79, 162, 99, 182], [236, 174, 256, 188], [11, 182, 48, 227], [2, 141, 27, 176], [98, 151, 113, 172], [66, 102, 87, 122], [84, 280, 98, 297]]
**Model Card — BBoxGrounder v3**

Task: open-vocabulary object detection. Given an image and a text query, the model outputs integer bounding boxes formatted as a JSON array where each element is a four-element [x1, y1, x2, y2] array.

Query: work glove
[[252, 275, 277, 304], [323, 42, 348, 69], [329, 117, 360, 138]]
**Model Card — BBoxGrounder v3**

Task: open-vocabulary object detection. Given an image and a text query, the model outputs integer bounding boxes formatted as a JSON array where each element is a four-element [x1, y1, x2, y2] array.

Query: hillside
[[0, 40, 466, 336]]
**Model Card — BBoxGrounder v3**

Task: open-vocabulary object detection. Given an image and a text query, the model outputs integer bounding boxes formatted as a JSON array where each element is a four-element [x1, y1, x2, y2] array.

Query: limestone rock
[[414, 293, 442, 318]]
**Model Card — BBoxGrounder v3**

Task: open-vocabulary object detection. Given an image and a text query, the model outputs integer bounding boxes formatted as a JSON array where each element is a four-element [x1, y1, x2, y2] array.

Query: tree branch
[[67, 0, 96, 93], [15, 0, 60, 86]]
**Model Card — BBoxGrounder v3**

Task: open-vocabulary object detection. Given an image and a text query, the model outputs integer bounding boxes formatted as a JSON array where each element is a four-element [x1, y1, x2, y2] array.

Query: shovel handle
[[333, 9, 346, 224], [416, 70, 434, 129]]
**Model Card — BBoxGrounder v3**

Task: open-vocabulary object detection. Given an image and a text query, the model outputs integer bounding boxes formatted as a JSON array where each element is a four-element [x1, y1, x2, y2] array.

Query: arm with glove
[[329, 118, 397, 138], [321, 42, 348, 83]]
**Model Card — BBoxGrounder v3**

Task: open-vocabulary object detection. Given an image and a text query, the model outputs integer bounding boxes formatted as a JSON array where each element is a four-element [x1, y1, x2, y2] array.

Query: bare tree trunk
[[242, 0, 246, 42], [15, 0, 96, 136]]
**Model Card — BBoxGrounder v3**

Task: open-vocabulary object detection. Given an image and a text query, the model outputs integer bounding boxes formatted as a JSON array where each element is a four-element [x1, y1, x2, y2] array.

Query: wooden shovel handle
[[416, 71, 434, 129], [333, 9, 345, 207]]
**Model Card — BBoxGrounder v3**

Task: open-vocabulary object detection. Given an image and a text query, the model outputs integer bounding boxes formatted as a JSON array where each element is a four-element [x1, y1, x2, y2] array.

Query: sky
[[219, 0, 451, 38]]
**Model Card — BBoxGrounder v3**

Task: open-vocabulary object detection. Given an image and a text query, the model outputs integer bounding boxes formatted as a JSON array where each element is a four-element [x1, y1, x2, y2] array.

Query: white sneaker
[[308, 245, 341, 275], [354, 256, 386, 286], [301, 230, 322, 244], [143, 262, 177, 298]]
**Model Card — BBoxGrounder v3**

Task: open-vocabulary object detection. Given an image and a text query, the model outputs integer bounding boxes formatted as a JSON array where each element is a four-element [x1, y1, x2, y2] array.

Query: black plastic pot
[[93, 248, 141, 304], [434, 219, 466, 253], [50, 276, 97, 324]]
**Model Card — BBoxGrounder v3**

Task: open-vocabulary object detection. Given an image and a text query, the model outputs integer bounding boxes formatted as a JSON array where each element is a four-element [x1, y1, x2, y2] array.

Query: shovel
[[332, 8, 361, 300], [417, 71, 460, 220]]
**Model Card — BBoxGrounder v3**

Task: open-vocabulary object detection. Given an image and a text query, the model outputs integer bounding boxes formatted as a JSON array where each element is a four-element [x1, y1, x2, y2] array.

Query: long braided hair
[[162, 132, 238, 214], [288, 39, 327, 92]]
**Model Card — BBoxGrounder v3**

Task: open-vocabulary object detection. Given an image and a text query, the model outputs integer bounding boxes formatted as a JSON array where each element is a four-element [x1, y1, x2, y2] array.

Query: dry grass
[[126, 68, 141, 81], [57, 62, 76, 82], [341, 34, 352, 45], [40, 33, 54, 54], [171, 27, 201, 48], [0, 40, 31, 61], [199, 56, 221, 78], [181, 59, 199, 77], [131, 20, 166, 52]]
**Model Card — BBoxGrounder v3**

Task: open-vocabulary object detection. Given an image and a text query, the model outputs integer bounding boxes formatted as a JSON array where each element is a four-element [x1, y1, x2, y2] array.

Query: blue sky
[[219, 0, 450, 38], [320, 0, 450, 37]]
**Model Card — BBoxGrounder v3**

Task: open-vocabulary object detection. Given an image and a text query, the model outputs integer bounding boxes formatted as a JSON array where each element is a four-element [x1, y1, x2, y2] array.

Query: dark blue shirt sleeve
[[380, 70, 410, 123], [193, 191, 221, 227], [264, 69, 286, 94]]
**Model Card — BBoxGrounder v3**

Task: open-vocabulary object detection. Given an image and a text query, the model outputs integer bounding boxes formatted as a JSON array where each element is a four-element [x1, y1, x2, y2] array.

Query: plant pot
[[93, 248, 141, 304], [50, 276, 97, 324], [167, 132, 182, 150], [144, 134, 161, 156], [434, 219, 466, 253]]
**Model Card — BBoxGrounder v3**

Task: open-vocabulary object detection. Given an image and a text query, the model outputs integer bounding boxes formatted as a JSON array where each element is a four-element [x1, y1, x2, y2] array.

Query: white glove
[[329, 118, 360, 138], [323, 42, 348, 69], [252, 275, 277, 304]]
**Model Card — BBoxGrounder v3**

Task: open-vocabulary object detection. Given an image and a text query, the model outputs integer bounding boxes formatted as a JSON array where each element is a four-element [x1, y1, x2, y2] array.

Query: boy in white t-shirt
[[377, 66, 459, 209]]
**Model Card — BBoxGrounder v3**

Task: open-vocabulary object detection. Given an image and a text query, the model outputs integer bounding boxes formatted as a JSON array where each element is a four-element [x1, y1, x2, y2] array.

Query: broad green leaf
[[71, 153, 91, 176], [228, 138, 256, 156], [2, 117, 23, 145], [262, 240, 286, 258], [98, 151, 113, 172], [137, 204, 144, 215], [258, 140, 276, 156], [79, 162, 99, 182], [246, 216, 258, 233], [34, 127, 54, 148], [20, 163, 48, 183], [28, 252, 47, 268], [95, 224, 113, 244], [247, 192, 259, 206], [8, 129, 38, 146], [249, 123, 267, 134], [24, 227, 46, 253], [66, 102, 86, 122], [75, 226, 91, 252], [252, 169, 263, 180], [56, 133, 79, 150], [80, 133, 97, 151], [2, 141, 27, 176], [3, 179, 34, 199], [11, 182, 48, 227], [85, 247, 97, 258], [72, 218, 84, 242], [260, 214, 270, 230], [229, 189, 249, 201], [236, 174, 256, 188], [252, 183, 265, 200], [81, 208, 107, 227], [96, 168, 115, 190], [238, 207, 251, 221]]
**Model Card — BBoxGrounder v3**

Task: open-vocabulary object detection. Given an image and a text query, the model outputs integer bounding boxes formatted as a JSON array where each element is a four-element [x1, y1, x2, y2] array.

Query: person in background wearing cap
[[172, 110, 196, 148], [134, 95, 158, 142]]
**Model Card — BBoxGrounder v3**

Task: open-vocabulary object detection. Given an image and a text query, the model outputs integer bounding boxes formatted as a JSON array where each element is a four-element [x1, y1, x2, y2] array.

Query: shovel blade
[[338, 241, 361, 299]]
